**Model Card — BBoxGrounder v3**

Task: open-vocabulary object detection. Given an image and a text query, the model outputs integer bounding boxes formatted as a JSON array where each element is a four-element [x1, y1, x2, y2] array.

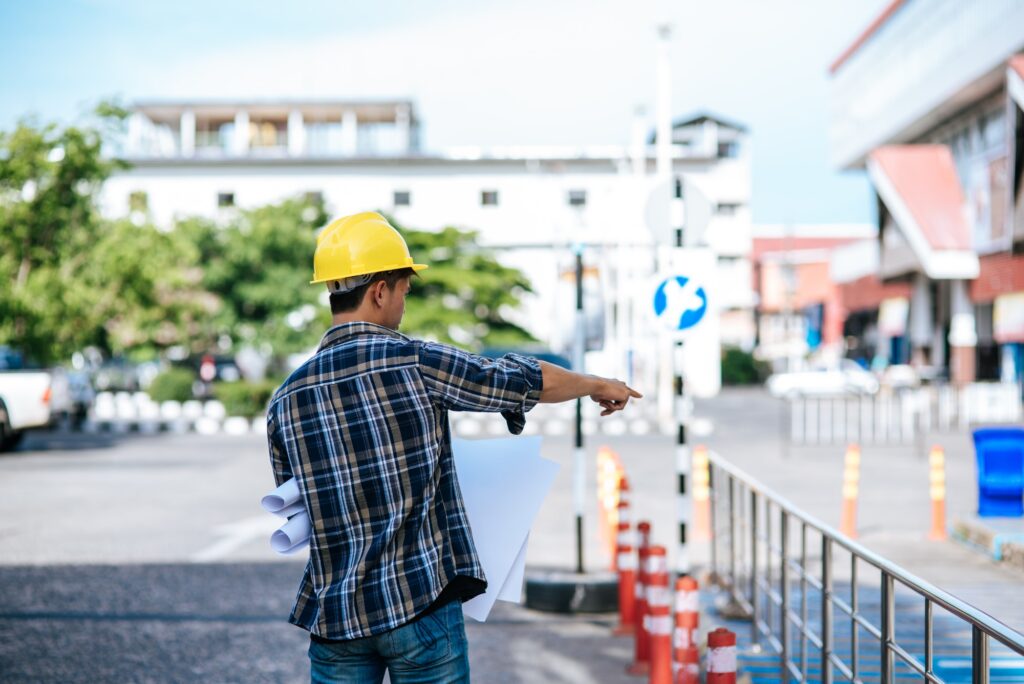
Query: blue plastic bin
[[972, 427, 1024, 518]]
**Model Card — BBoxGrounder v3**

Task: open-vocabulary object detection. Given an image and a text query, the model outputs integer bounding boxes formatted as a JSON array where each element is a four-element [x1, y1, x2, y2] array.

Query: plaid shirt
[[266, 322, 543, 640]]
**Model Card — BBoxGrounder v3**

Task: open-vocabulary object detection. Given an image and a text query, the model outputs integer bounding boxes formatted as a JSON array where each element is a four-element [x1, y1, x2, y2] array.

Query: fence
[[707, 449, 1024, 683], [784, 382, 1024, 446]]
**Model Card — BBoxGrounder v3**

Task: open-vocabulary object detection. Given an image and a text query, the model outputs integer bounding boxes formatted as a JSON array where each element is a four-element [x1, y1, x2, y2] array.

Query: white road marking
[[190, 515, 282, 563]]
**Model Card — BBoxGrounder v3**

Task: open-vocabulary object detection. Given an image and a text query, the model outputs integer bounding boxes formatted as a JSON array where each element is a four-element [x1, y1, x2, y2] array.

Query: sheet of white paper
[[454, 437, 559, 622], [497, 535, 528, 603], [273, 502, 305, 519], [261, 479, 301, 514], [271, 511, 311, 554]]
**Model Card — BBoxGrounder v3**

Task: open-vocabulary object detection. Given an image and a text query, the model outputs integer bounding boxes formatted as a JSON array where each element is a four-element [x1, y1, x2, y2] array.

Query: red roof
[[869, 145, 970, 251], [1011, 54, 1024, 80], [830, 0, 908, 75]]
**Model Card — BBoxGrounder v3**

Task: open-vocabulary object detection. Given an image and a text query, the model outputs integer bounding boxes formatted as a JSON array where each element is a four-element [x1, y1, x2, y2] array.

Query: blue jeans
[[308, 600, 470, 683]]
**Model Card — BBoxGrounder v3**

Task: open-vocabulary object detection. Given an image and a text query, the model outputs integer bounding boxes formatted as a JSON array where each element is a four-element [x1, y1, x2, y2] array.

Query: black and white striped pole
[[674, 338, 691, 576], [573, 244, 586, 575]]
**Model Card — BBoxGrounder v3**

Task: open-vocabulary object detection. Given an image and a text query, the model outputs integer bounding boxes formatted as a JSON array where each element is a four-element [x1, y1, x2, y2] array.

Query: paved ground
[[0, 387, 1021, 682]]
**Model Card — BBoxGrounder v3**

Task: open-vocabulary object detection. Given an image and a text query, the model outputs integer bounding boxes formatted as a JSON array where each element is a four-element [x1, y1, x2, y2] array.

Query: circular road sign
[[653, 275, 708, 331]]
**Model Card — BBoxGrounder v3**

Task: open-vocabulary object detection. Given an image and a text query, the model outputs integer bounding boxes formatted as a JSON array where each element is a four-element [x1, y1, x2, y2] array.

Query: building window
[[718, 141, 739, 158], [717, 202, 742, 216], [128, 190, 148, 213], [568, 189, 587, 207], [394, 190, 411, 207], [481, 190, 499, 206], [217, 192, 235, 208]]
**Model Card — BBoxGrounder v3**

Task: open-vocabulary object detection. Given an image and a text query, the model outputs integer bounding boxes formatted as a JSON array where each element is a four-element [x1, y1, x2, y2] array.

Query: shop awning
[[1009, 55, 1024, 111], [867, 145, 979, 279]]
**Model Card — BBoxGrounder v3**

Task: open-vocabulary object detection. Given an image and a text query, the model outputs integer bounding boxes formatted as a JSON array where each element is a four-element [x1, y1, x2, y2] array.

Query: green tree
[[0, 117, 119, 363], [394, 218, 536, 351], [176, 197, 330, 356], [0, 115, 206, 364]]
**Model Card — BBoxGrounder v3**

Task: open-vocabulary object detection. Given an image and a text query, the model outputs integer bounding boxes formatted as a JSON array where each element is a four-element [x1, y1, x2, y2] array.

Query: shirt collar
[[317, 322, 411, 352]]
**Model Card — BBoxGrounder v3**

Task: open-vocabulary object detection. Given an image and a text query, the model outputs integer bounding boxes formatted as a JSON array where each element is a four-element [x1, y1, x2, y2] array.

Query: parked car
[[0, 350, 74, 451], [766, 360, 880, 399]]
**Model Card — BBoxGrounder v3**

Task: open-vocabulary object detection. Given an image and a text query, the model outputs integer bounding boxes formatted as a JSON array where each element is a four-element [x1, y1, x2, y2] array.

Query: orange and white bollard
[[692, 445, 711, 541], [673, 576, 700, 684], [614, 483, 637, 636], [928, 445, 947, 541], [645, 546, 672, 684], [627, 521, 652, 675], [840, 444, 860, 538], [706, 628, 737, 684]]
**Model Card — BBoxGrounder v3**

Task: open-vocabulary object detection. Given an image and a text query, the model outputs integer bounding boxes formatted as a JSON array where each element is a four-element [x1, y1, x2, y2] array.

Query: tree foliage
[[0, 115, 537, 366], [395, 218, 536, 350]]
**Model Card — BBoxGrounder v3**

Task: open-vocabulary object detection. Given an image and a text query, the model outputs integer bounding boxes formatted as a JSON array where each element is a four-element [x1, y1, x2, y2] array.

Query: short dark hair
[[329, 268, 417, 314]]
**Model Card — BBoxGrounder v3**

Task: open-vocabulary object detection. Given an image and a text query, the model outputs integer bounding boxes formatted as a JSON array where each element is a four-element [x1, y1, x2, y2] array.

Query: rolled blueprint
[[261, 478, 301, 516], [271, 510, 311, 554]]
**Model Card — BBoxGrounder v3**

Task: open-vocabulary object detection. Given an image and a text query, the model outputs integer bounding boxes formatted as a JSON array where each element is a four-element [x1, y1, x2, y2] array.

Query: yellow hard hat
[[311, 211, 428, 285]]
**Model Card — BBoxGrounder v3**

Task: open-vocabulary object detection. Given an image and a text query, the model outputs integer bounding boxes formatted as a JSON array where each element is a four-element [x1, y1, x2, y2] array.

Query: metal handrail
[[707, 449, 1024, 684]]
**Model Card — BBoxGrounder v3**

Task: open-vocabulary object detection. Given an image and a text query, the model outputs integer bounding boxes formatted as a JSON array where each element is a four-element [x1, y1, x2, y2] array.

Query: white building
[[102, 100, 755, 390]]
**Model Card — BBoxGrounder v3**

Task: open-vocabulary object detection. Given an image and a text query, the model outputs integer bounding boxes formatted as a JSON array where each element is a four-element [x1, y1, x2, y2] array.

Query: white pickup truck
[[0, 348, 77, 451]]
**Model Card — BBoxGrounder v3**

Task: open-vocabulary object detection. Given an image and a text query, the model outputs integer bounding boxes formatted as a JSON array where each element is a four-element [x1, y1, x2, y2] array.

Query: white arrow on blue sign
[[652, 275, 708, 331]]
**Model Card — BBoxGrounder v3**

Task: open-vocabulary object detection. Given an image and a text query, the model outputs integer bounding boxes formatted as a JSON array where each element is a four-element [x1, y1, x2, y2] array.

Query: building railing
[[783, 382, 1024, 446], [707, 449, 1024, 683]]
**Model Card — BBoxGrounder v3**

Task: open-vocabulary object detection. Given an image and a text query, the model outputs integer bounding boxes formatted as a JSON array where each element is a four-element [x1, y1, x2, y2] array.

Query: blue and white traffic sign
[[653, 275, 708, 331]]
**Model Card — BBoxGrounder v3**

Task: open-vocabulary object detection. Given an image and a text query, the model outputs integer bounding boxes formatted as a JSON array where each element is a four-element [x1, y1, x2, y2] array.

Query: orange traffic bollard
[[692, 445, 711, 541], [706, 628, 737, 684], [614, 483, 637, 636], [645, 546, 672, 684], [673, 576, 700, 684], [840, 444, 860, 538], [929, 445, 947, 541], [627, 521, 652, 675]]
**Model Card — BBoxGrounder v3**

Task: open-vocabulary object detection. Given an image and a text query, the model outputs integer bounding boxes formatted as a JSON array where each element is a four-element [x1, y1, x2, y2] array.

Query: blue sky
[[0, 0, 888, 225]]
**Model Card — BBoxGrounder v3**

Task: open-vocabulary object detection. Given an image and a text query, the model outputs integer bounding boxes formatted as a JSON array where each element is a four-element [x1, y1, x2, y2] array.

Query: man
[[267, 212, 641, 683]]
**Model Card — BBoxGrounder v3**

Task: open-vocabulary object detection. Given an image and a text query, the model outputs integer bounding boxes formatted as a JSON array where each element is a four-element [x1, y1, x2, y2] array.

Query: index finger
[[627, 386, 643, 399]]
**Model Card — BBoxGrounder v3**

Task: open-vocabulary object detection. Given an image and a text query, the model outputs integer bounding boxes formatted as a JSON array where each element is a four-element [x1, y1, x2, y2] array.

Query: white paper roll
[[271, 511, 311, 554], [261, 478, 301, 514]]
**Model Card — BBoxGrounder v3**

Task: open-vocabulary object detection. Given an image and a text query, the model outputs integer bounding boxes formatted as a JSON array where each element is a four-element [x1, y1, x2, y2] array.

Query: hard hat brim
[[311, 262, 428, 285]]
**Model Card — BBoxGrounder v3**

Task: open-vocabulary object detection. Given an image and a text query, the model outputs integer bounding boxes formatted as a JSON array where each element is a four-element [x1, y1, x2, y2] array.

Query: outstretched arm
[[537, 361, 642, 416]]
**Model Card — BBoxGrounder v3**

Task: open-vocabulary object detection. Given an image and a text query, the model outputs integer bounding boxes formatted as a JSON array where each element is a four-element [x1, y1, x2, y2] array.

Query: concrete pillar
[[287, 109, 305, 157], [180, 110, 195, 157], [232, 110, 250, 156], [341, 110, 358, 156], [127, 112, 146, 156], [948, 279, 977, 385], [395, 104, 411, 153], [702, 119, 718, 157], [909, 273, 933, 366]]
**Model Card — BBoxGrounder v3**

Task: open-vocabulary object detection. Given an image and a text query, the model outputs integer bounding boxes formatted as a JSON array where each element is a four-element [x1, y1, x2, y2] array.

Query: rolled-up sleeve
[[418, 342, 543, 434]]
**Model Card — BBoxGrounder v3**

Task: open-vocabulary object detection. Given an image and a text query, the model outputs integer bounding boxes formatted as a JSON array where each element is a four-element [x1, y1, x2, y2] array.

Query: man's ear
[[371, 280, 387, 307]]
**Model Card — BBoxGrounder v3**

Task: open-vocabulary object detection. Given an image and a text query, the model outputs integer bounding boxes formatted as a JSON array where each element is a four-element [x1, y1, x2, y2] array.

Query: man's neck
[[332, 312, 389, 328]]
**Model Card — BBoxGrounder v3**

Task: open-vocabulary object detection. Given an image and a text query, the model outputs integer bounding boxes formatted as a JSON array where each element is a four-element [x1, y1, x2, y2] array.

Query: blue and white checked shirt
[[266, 322, 543, 640]]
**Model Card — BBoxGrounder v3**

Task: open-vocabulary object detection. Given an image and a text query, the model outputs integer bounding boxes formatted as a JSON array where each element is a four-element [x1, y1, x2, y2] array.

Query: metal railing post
[[709, 464, 718, 581], [973, 625, 990, 684], [881, 571, 894, 684], [780, 511, 790, 673], [821, 535, 833, 684], [729, 476, 737, 596], [751, 489, 759, 645]]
